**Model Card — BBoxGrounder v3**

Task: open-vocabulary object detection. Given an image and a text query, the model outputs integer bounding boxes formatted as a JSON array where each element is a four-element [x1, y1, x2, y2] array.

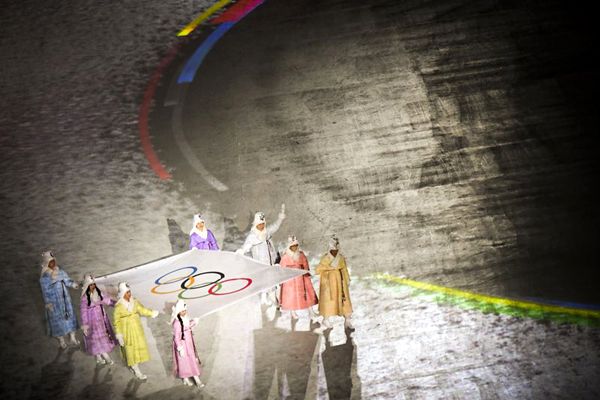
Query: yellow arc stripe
[[177, 0, 233, 37], [376, 273, 600, 319]]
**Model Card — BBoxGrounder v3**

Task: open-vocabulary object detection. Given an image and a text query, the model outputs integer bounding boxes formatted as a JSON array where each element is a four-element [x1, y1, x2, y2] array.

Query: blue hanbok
[[40, 268, 79, 337]]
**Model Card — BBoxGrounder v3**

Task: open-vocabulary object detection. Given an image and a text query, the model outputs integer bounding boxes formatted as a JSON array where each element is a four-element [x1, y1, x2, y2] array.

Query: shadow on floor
[[28, 346, 78, 400], [322, 327, 361, 400], [253, 310, 320, 399], [77, 363, 115, 400]]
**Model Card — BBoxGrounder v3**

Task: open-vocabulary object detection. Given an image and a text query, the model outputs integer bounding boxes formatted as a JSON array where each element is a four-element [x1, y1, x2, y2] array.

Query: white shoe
[[102, 354, 114, 365], [131, 366, 147, 380], [192, 376, 205, 388], [309, 311, 322, 324], [95, 356, 106, 365], [69, 332, 79, 346], [58, 337, 67, 349], [313, 325, 326, 334], [344, 317, 355, 330], [182, 378, 192, 386]]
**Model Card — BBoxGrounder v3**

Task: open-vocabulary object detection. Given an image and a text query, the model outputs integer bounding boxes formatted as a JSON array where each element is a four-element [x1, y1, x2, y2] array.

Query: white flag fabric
[[94, 249, 307, 318]]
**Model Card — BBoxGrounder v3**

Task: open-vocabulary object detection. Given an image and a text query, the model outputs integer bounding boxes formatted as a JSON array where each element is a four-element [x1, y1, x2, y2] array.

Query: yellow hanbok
[[316, 252, 353, 317], [113, 299, 155, 366]]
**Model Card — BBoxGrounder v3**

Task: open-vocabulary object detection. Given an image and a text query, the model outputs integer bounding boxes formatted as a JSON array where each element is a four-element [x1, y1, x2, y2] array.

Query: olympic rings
[[177, 271, 224, 300], [208, 278, 252, 296], [178, 283, 222, 300], [181, 271, 224, 290], [151, 266, 198, 294], [150, 266, 253, 299]]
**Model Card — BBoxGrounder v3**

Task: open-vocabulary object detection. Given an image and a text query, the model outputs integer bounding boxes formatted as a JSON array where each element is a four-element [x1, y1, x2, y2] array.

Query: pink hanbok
[[279, 248, 318, 311], [172, 316, 202, 379]]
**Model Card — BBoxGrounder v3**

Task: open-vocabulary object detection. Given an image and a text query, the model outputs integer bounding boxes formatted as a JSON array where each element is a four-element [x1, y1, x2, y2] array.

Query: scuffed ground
[[1, 0, 599, 399], [352, 279, 600, 399], [0, 0, 221, 398]]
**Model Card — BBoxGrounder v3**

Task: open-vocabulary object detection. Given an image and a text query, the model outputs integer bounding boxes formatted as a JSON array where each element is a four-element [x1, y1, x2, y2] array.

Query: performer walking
[[189, 214, 219, 250], [171, 300, 205, 388], [39, 250, 80, 348], [113, 282, 159, 380], [279, 235, 319, 321], [80, 274, 118, 365], [315, 235, 354, 330]]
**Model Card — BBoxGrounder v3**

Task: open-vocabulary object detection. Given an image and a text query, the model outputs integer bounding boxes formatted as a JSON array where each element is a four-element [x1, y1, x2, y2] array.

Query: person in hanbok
[[189, 214, 219, 250], [39, 250, 80, 348], [80, 274, 118, 365], [113, 282, 159, 380], [315, 235, 354, 330], [279, 235, 319, 321], [171, 299, 205, 387], [236, 204, 286, 310]]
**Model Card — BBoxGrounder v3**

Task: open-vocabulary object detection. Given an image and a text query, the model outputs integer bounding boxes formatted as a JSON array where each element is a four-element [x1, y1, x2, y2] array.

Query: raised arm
[[267, 204, 286, 236]]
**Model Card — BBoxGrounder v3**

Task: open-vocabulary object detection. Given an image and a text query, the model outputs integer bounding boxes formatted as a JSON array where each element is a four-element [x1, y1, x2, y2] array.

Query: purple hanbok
[[189, 230, 219, 250], [80, 292, 118, 355]]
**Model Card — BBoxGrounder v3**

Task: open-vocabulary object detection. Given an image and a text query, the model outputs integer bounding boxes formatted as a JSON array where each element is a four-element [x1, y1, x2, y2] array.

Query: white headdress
[[40, 250, 58, 278], [288, 235, 299, 248], [81, 274, 96, 298], [328, 234, 340, 250], [251, 212, 267, 239], [170, 299, 187, 323], [285, 235, 301, 261], [117, 282, 132, 300], [253, 211, 266, 227], [190, 214, 208, 238]]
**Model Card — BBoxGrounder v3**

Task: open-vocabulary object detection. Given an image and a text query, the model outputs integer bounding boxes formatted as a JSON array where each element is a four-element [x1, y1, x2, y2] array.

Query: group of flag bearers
[[39, 205, 354, 387]]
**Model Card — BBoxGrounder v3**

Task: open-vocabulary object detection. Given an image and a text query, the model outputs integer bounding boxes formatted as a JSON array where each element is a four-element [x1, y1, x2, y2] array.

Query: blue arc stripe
[[178, 22, 235, 84], [523, 297, 600, 311]]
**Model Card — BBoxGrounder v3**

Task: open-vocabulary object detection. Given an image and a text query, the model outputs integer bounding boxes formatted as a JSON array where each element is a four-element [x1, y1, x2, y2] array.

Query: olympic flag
[[94, 249, 307, 318]]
